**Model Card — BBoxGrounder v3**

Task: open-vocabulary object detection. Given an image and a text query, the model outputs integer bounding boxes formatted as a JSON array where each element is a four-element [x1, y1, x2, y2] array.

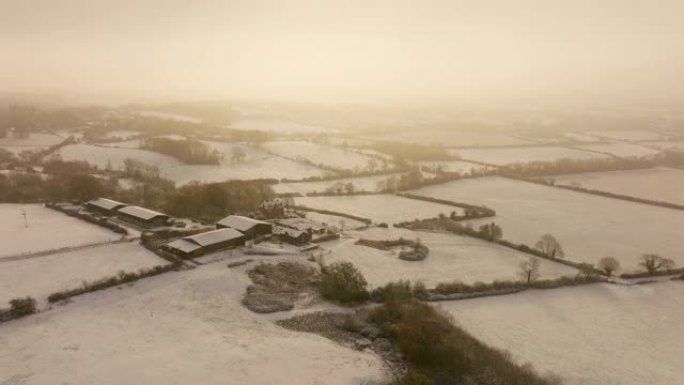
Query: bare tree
[[639, 254, 675, 274], [535, 234, 564, 258], [519, 257, 541, 283], [597, 256, 620, 276], [231, 146, 246, 163]]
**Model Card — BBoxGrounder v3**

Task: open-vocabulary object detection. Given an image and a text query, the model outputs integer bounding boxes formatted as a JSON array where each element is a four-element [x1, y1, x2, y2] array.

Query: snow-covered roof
[[87, 198, 126, 211], [117, 205, 169, 221], [217, 215, 270, 232], [273, 226, 307, 238], [165, 239, 202, 254], [185, 228, 244, 247], [276, 218, 325, 232]]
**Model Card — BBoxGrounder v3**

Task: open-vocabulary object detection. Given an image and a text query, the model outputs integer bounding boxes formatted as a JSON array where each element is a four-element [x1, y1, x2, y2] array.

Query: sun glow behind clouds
[[1, 0, 683, 104]]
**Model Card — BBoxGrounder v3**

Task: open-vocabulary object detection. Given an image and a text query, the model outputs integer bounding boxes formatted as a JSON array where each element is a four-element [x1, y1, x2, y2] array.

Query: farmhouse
[[116, 205, 171, 228], [216, 215, 272, 239], [273, 226, 312, 245], [85, 198, 127, 216], [163, 228, 245, 258]]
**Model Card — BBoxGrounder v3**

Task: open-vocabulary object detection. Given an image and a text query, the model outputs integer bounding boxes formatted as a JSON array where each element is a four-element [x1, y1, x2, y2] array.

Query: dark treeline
[[500, 151, 684, 177], [372, 141, 452, 161], [141, 137, 223, 165]]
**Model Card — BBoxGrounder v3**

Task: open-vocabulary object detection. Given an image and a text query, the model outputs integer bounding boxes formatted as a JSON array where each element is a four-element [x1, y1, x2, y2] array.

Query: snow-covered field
[[574, 142, 661, 158], [441, 281, 684, 385], [0, 262, 386, 385], [296, 194, 463, 224], [588, 130, 671, 142], [0, 204, 122, 258], [641, 140, 684, 151], [99, 139, 142, 149], [364, 130, 530, 147], [322, 227, 577, 288], [273, 173, 402, 195], [552, 167, 684, 205], [0, 133, 63, 154], [0, 242, 168, 305], [304, 212, 367, 230], [52, 144, 181, 170], [263, 141, 378, 171], [411, 177, 684, 270], [161, 142, 325, 184], [228, 117, 340, 134], [452, 146, 608, 166]]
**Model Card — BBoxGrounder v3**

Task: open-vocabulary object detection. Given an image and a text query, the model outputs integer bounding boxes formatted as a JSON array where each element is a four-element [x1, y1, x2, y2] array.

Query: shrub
[[371, 280, 429, 303], [9, 297, 37, 318], [597, 256, 620, 276], [320, 262, 369, 304]]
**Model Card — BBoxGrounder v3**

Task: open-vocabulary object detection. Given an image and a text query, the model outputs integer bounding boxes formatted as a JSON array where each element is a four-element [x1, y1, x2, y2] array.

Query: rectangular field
[[573, 142, 661, 158], [52, 144, 182, 170], [323, 227, 577, 288], [440, 281, 684, 385], [263, 140, 378, 171], [411, 177, 684, 271], [273, 173, 402, 195], [552, 167, 684, 205], [0, 242, 169, 305], [0, 133, 63, 154], [452, 146, 608, 166], [295, 194, 463, 224], [0, 204, 122, 259]]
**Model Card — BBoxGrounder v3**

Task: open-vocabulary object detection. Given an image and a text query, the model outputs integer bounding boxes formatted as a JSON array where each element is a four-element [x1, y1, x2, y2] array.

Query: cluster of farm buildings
[[84, 197, 332, 258]]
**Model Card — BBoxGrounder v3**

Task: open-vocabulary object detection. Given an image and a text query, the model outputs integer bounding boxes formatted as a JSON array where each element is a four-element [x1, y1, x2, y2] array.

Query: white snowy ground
[[52, 143, 182, 170], [364, 130, 530, 147], [452, 146, 608, 166], [0, 204, 121, 258], [411, 177, 684, 270], [273, 173, 402, 195], [303, 212, 367, 230], [263, 141, 378, 170], [440, 281, 684, 385], [227, 117, 341, 134], [0, 133, 63, 154], [0, 261, 386, 385], [587, 130, 671, 142], [573, 142, 661, 158], [161, 141, 326, 184], [0, 241, 168, 305], [322, 227, 577, 288], [552, 167, 684, 205], [417, 160, 489, 174], [296, 194, 463, 224]]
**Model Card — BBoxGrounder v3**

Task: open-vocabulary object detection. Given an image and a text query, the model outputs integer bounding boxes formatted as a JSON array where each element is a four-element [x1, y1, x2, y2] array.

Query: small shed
[[273, 226, 312, 246], [85, 198, 127, 216], [216, 215, 272, 239], [116, 205, 171, 228]]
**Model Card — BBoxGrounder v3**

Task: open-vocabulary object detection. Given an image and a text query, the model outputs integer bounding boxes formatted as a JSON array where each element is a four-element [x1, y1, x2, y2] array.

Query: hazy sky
[[1, 0, 683, 105]]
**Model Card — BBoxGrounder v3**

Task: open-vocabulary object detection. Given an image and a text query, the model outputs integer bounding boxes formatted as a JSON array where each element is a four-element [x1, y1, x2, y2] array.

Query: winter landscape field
[[452, 146, 608, 166], [0, 133, 64, 154], [0, 242, 168, 305], [52, 144, 181, 170], [552, 167, 684, 205], [323, 227, 577, 288], [296, 194, 463, 224], [0, 204, 122, 259], [0, 262, 385, 385], [263, 140, 379, 171], [411, 177, 684, 270], [441, 281, 684, 385]]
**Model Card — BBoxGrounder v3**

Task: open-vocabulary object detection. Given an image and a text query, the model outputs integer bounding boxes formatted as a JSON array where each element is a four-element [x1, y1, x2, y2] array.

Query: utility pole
[[22, 209, 28, 228]]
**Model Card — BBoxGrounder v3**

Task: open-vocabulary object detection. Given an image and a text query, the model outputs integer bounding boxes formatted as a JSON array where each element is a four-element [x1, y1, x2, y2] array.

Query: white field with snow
[[0, 242, 168, 305], [640, 140, 684, 151], [296, 194, 463, 224], [0, 262, 386, 385], [364, 130, 530, 147], [273, 173, 402, 195], [553, 167, 684, 205], [322, 227, 577, 288], [263, 141, 378, 171], [411, 177, 684, 270], [574, 142, 661, 158], [0, 133, 63, 154], [417, 160, 489, 174], [0, 204, 121, 258], [588, 130, 671, 142], [452, 146, 608, 166], [52, 144, 181, 170], [440, 281, 684, 385]]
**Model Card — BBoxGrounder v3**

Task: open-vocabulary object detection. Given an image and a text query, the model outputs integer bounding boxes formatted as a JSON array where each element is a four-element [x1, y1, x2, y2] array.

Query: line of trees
[[141, 137, 223, 164]]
